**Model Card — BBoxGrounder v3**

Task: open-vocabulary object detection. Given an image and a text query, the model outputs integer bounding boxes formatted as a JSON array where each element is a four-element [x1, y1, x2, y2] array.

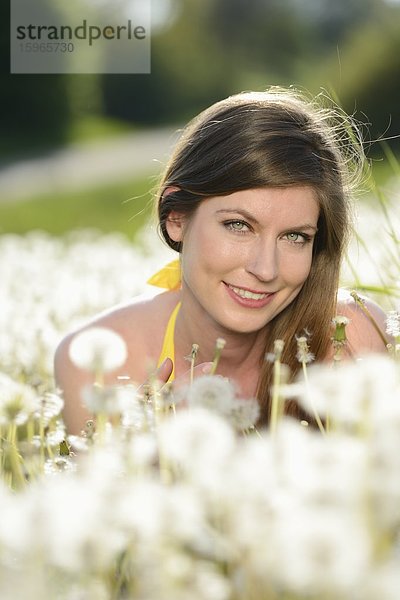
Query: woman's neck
[[173, 290, 267, 393]]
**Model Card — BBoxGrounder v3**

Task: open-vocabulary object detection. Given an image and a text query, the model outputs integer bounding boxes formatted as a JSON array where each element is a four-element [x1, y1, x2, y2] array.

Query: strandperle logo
[[10, 0, 151, 74], [15, 19, 147, 46]]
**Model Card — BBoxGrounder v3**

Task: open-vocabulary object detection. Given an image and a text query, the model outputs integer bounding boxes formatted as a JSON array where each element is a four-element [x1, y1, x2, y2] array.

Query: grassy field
[[0, 172, 158, 239], [0, 115, 171, 238]]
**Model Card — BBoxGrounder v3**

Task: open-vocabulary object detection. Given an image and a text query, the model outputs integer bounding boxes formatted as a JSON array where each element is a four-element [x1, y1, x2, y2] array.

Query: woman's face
[[168, 186, 320, 334]]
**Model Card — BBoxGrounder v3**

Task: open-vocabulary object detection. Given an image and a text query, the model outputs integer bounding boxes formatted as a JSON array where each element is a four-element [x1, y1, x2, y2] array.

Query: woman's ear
[[162, 185, 180, 199], [165, 211, 186, 243]]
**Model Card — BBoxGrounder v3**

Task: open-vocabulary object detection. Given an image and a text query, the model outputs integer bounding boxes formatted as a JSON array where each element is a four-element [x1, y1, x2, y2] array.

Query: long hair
[[155, 88, 364, 425]]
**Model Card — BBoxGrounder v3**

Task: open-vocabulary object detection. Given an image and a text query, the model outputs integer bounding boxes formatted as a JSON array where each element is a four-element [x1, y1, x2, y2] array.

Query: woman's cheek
[[284, 253, 313, 286]]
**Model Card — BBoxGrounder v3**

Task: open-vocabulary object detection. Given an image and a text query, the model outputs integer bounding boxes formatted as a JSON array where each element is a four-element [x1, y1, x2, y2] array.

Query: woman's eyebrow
[[215, 208, 259, 223], [215, 209, 318, 231], [281, 223, 318, 232]]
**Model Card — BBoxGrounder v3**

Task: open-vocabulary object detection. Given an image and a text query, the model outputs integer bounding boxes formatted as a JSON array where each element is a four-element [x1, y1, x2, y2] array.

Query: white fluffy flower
[[126, 432, 158, 470], [44, 456, 77, 475], [368, 425, 400, 529], [81, 383, 136, 415], [186, 375, 236, 417], [274, 421, 368, 507], [228, 397, 260, 431], [38, 475, 126, 572], [33, 392, 64, 424], [272, 508, 371, 595], [292, 354, 400, 428], [296, 335, 314, 364], [69, 326, 127, 373], [0, 372, 41, 425], [159, 408, 236, 474]]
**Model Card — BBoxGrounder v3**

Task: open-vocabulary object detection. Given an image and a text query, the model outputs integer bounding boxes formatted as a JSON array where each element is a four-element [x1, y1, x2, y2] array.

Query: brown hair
[[156, 88, 364, 425]]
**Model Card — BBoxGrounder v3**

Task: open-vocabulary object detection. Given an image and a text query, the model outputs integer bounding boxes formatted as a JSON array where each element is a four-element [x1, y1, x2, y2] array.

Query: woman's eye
[[284, 232, 309, 243], [225, 220, 249, 232], [286, 232, 301, 242]]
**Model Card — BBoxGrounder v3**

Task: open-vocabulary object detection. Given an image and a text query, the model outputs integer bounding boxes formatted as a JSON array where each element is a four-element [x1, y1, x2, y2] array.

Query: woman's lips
[[224, 282, 276, 308]]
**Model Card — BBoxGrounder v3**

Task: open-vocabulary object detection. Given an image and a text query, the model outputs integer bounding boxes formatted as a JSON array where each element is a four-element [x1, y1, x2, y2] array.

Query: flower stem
[[270, 359, 281, 434], [210, 338, 226, 375], [7, 423, 25, 489], [302, 361, 326, 436], [189, 343, 199, 385], [270, 340, 285, 435]]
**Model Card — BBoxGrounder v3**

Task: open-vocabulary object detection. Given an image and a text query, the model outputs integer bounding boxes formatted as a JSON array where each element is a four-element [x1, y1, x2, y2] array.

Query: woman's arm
[[336, 290, 392, 357]]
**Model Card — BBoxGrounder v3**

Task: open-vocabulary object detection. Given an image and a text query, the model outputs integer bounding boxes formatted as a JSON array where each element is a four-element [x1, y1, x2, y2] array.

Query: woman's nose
[[245, 238, 279, 282]]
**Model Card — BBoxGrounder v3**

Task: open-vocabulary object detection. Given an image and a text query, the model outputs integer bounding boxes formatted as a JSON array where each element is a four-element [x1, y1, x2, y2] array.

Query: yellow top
[[146, 259, 181, 291], [156, 301, 181, 381], [147, 260, 182, 382]]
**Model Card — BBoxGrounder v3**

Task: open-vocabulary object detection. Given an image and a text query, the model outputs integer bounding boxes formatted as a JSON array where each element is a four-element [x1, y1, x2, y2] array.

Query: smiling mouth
[[227, 284, 270, 300]]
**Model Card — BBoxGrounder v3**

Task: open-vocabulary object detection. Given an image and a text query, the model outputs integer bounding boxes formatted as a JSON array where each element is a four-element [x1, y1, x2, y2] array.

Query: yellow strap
[[157, 301, 181, 382], [147, 259, 181, 291]]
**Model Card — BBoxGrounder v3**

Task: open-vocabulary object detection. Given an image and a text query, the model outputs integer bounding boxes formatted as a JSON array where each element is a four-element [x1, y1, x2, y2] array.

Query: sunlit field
[[0, 183, 399, 599]]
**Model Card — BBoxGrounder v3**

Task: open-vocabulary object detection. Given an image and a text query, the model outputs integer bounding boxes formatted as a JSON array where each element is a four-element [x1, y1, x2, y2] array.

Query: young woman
[[55, 88, 390, 434]]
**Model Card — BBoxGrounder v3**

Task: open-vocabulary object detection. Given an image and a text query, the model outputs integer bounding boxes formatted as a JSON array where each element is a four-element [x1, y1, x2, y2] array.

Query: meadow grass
[[65, 115, 135, 146], [0, 172, 157, 239]]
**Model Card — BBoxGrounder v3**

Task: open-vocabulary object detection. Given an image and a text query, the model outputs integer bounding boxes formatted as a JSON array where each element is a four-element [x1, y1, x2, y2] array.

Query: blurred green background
[[1, 0, 400, 239]]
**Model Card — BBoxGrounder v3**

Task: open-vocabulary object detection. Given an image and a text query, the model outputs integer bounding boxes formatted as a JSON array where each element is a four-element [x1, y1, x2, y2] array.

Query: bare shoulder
[[86, 290, 179, 355], [54, 289, 181, 434], [336, 289, 390, 356], [55, 289, 180, 382]]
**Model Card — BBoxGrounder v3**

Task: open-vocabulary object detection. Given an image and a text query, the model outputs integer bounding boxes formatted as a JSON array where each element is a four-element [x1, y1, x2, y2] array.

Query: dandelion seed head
[[265, 352, 276, 363], [265, 339, 285, 363], [127, 432, 158, 469], [295, 354, 400, 427], [45, 428, 66, 448], [215, 337, 226, 350], [159, 408, 235, 472], [34, 392, 64, 424], [38, 472, 126, 572], [0, 372, 41, 425], [44, 456, 77, 475], [274, 339, 284, 357], [296, 336, 315, 364], [67, 434, 90, 453], [69, 326, 127, 373], [82, 382, 137, 416], [229, 397, 260, 431], [186, 375, 236, 417], [274, 509, 371, 594]]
